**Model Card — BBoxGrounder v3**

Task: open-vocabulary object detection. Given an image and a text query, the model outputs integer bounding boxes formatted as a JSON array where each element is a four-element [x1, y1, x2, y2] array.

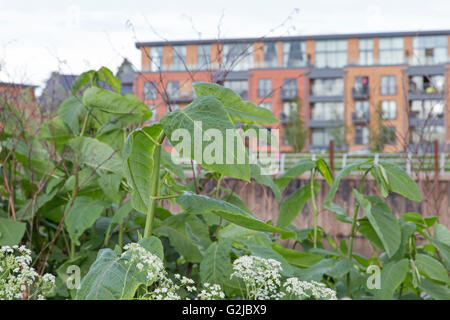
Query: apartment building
[[135, 30, 450, 152]]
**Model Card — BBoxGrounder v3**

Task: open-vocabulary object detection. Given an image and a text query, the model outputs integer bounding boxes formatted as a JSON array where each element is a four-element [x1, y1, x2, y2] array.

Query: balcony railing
[[309, 119, 343, 128], [408, 111, 444, 127], [352, 86, 369, 99], [280, 88, 297, 100], [166, 92, 193, 103], [352, 111, 370, 124]]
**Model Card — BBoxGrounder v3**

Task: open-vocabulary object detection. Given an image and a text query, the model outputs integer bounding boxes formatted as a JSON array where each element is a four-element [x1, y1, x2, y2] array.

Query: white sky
[[0, 0, 449, 91]]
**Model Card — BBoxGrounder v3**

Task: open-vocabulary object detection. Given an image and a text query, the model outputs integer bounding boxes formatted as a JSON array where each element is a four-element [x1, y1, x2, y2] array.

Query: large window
[[381, 100, 397, 120], [223, 43, 253, 71], [282, 102, 296, 119], [263, 42, 278, 68], [410, 100, 444, 119], [410, 126, 445, 145], [379, 37, 404, 65], [355, 100, 369, 116], [197, 44, 211, 69], [172, 45, 186, 71], [310, 128, 343, 147], [283, 41, 306, 67], [166, 81, 180, 99], [258, 79, 272, 97], [380, 76, 396, 95], [359, 38, 373, 65], [311, 78, 344, 96], [412, 35, 448, 65], [315, 40, 347, 68], [409, 75, 445, 94], [150, 46, 163, 72], [144, 81, 157, 100], [354, 126, 369, 145], [311, 102, 344, 121], [224, 80, 248, 99]]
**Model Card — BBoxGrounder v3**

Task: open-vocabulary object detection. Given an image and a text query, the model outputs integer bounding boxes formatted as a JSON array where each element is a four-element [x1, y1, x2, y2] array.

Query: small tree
[[283, 98, 307, 152]]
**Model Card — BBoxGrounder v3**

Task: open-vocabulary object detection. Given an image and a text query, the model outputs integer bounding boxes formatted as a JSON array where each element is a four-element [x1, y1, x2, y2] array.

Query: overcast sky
[[1, 0, 449, 90]]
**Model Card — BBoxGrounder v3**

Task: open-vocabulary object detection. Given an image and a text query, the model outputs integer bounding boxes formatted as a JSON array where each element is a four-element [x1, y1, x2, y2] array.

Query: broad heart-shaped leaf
[[379, 161, 422, 202], [415, 254, 450, 284], [419, 278, 450, 300], [0, 218, 26, 246], [98, 173, 122, 203], [76, 237, 163, 300], [374, 259, 409, 300], [323, 159, 372, 216], [275, 159, 316, 190], [96, 66, 121, 94], [123, 124, 164, 214], [277, 181, 319, 228], [160, 148, 186, 182], [353, 191, 401, 258], [199, 238, 235, 292], [160, 96, 250, 181], [315, 158, 333, 185], [68, 137, 123, 175], [272, 243, 322, 268], [58, 96, 87, 134], [193, 82, 279, 125], [250, 163, 281, 201], [65, 196, 111, 245], [176, 191, 296, 239], [71, 70, 95, 95]]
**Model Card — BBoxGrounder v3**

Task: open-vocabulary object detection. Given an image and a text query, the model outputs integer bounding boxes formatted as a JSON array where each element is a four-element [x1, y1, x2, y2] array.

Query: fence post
[[374, 153, 379, 165], [329, 140, 334, 175], [406, 152, 412, 174], [440, 152, 445, 175], [312, 153, 316, 161], [280, 153, 286, 173], [434, 140, 439, 177], [342, 153, 347, 168]]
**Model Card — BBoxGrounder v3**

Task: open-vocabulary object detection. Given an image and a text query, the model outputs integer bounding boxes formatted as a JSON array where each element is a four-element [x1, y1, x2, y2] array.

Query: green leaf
[[110, 200, 133, 225], [0, 218, 26, 246], [193, 82, 279, 125], [65, 197, 111, 245], [272, 243, 322, 267], [419, 278, 450, 300], [379, 161, 422, 202], [160, 96, 250, 181], [177, 191, 296, 239], [199, 238, 234, 290], [96, 66, 121, 94], [122, 124, 164, 214], [58, 96, 87, 134], [371, 164, 389, 198], [76, 237, 163, 300], [69, 137, 123, 175], [250, 164, 281, 201], [327, 259, 354, 279], [71, 70, 95, 95], [316, 158, 333, 185], [374, 259, 409, 300], [358, 218, 385, 250], [160, 148, 186, 182], [275, 159, 316, 190], [98, 173, 122, 203], [354, 192, 401, 258], [217, 225, 273, 248], [415, 254, 450, 284], [277, 181, 318, 228]]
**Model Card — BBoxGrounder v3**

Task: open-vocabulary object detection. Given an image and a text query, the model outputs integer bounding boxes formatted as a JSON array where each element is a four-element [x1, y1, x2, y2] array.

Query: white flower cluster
[[0, 245, 55, 300], [231, 255, 337, 300], [121, 243, 225, 300], [283, 278, 337, 300], [231, 255, 284, 299]]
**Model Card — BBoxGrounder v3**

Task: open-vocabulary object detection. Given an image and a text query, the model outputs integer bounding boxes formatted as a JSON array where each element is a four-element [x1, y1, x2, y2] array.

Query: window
[[223, 43, 253, 71], [260, 102, 273, 112], [258, 79, 272, 97], [409, 75, 445, 94], [144, 81, 157, 100], [410, 126, 445, 145], [172, 45, 186, 70], [224, 80, 248, 99], [380, 76, 396, 95], [197, 44, 211, 69], [354, 126, 369, 145], [147, 105, 157, 122], [381, 100, 397, 120], [410, 100, 444, 119], [166, 81, 180, 99], [283, 41, 306, 67], [354, 101, 369, 118], [310, 128, 336, 147], [282, 78, 298, 99], [381, 126, 396, 145], [263, 42, 278, 68], [412, 35, 448, 65], [358, 38, 373, 65], [315, 40, 347, 68], [170, 104, 180, 111], [311, 102, 344, 121], [282, 102, 296, 119], [311, 78, 344, 96], [354, 76, 369, 93], [150, 46, 163, 72], [379, 37, 404, 65]]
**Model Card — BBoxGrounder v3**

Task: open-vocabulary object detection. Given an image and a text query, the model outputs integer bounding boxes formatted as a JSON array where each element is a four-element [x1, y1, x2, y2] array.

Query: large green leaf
[[272, 243, 322, 268], [315, 158, 333, 185], [58, 96, 87, 134], [96, 66, 121, 94], [277, 181, 318, 228], [415, 254, 450, 284], [354, 191, 401, 258], [123, 124, 164, 213], [275, 159, 316, 190], [160, 96, 250, 181], [0, 218, 26, 246], [374, 259, 409, 300], [160, 148, 186, 182], [193, 82, 278, 125], [419, 278, 450, 300], [98, 173, 122, 203], [65, 196, 111, 245], [379, 161, 422, 202], [177, 191, 295, 239], [250, 163, 281, 201], [199, 238, 234, 291], [68, 137, 123, 175], [71, 70, 95, 95], [76, 237, 163, 300]]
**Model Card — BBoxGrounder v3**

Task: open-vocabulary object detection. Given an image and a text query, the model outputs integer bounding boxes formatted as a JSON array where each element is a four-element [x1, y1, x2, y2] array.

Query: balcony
[[308, 119, 343, 128], [408, 87, 444, 101], [352, 111, 370, 124], [280, 89, 298, 101], [352, 86, 370, 99], [408, 111, 444, 127]]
